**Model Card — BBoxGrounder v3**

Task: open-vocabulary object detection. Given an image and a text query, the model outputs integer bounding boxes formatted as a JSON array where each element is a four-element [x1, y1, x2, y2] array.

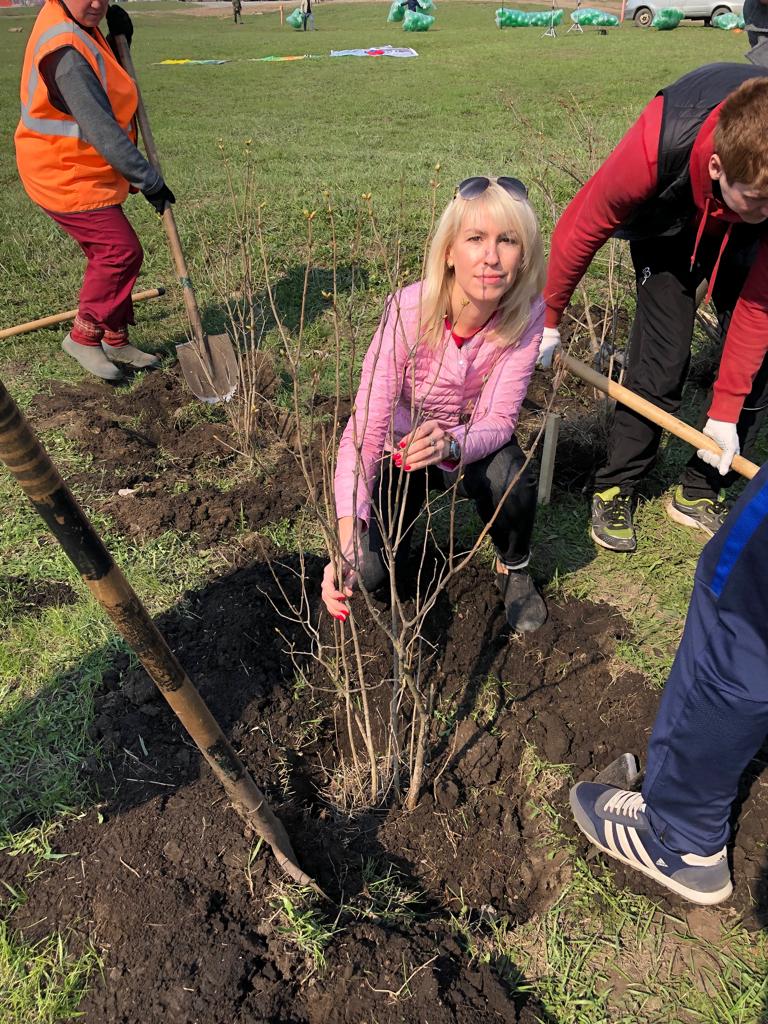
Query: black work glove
[[142, 181, 176, 216], [106, 4, 133, 47]]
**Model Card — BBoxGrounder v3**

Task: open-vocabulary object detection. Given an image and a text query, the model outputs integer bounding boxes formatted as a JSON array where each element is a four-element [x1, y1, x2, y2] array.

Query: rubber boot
[[102, 342, 160, 369], [62, 333, 123, 381]]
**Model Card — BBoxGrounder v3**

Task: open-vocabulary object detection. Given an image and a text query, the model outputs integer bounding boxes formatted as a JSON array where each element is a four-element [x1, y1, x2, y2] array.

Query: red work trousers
[[45, 204, 143, 347]]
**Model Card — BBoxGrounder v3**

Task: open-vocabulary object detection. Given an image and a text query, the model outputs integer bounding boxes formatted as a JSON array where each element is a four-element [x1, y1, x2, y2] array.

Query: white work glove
[[537, 326, 561, 370], [697, 418, 740, 476]]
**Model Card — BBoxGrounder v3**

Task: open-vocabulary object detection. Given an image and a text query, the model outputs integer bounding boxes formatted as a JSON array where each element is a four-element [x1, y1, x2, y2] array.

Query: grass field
[[1, 3, 767, 1021]]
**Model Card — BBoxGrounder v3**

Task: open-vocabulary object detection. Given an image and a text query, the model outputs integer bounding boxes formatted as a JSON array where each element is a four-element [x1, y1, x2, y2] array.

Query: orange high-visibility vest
[[15, 0, 139, 213]]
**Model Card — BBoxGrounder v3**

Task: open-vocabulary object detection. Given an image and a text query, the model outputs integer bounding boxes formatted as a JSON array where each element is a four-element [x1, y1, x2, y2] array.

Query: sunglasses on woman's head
[[455, 176, 529, 201]]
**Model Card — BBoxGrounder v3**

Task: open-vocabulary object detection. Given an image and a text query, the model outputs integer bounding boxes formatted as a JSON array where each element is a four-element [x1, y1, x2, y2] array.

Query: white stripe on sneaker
[[604, 820, 620, 858], [627, 826, 657, 871], [616, 824, 636, 862]]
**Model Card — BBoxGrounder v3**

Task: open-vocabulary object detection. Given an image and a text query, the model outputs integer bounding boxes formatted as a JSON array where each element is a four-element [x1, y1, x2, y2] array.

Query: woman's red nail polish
[[399, 440, 405, 449], [404, 464, 411, 471]]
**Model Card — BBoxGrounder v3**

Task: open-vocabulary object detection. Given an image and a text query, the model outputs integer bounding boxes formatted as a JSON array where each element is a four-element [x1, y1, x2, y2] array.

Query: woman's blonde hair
[[419, 180, 545, 348]]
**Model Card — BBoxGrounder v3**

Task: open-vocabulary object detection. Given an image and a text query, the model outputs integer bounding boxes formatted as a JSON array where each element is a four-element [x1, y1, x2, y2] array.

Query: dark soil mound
[[25, 362, 595, 548], [7, 546, 767, 1024], [2, 574, 78, 617], [3, 553, 613, 1022], [27, 367, 303, 546]]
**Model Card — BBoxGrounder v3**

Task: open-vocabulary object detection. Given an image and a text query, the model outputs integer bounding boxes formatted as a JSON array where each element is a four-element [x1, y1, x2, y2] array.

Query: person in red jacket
[[541, 65, 768, 552], [15, 0, 175, 382]]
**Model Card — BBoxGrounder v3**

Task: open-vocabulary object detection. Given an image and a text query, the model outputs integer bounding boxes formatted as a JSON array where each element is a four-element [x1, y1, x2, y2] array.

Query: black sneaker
[[666, 486, 728, 538], [496, 570, 547, 632], [591, 487, 636, 552]]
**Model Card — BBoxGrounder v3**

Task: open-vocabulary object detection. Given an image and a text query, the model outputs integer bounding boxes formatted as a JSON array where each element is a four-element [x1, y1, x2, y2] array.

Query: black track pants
[[594, 230, 768, 500]]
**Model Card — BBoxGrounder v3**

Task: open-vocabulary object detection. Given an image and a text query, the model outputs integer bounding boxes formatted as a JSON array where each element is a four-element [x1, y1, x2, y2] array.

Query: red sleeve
[[709, 238, 768, 422], [543, 96, 664, 328]]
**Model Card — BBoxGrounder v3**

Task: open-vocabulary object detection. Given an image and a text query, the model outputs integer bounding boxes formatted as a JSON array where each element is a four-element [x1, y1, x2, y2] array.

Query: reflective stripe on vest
[[20, 20, 107, 138]]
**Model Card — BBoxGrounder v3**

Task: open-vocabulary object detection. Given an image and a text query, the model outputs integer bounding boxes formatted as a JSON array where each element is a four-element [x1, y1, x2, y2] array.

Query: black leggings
[[358, 438, 537, 591]]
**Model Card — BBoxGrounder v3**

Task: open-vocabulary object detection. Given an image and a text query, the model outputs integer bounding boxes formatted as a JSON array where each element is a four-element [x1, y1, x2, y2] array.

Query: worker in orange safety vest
[[15, 0, 174, 381]]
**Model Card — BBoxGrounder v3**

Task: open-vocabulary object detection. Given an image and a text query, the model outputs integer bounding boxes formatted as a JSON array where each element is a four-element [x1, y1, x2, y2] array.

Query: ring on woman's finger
[[430, 438, 437, 449]]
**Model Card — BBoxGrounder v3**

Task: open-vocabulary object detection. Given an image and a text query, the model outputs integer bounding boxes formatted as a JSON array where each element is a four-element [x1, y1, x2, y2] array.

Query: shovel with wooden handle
[[115, 35, 238, 404], [559, 352, 760, 481], [0, 373, 315, 888]]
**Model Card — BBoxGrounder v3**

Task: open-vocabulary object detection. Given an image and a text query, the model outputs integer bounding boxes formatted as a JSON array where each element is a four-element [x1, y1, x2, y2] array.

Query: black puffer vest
[[616, 63, 768, 242]]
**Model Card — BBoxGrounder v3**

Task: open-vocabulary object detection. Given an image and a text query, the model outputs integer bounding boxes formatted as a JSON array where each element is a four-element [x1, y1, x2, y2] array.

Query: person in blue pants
[[570, 460, 768, 905]]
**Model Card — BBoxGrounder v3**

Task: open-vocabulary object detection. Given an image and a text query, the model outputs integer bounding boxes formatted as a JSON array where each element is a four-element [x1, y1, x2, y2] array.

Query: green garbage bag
[[387, 0, 405, 21], [496, 7, 531, 25], [712, 11, 739, 27], [286, 7, 304, 28], [527, 8, 564, 25], [652, 7, 684, 28], [570, 6, 619, 24], [403, 8, 434, 29], [417, 0, 436, 10]]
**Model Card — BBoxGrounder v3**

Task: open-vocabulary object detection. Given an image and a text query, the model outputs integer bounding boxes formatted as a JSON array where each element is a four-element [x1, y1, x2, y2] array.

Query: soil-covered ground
[[26, 355, 603, 549], [5, 366, 768, 1023], [28, 368, 304, 546]]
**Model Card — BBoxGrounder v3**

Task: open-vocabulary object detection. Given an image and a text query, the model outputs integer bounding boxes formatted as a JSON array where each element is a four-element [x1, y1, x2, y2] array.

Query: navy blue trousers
[[642, 460, 768, 856]]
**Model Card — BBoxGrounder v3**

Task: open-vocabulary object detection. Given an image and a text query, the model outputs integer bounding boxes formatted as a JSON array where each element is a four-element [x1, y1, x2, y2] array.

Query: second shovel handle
[[560, 352, 759, 481], [1, 287, 164, 340], [114, 35, 206, 348]]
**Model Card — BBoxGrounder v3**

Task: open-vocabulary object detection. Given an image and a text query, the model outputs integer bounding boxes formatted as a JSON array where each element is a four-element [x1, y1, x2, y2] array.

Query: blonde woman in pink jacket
[[322, 177, 547, 632]]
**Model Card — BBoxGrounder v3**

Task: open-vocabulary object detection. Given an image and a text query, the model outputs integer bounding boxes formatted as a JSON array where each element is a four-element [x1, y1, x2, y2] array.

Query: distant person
[[301, 0, 315, 30], [232, 0, 243, 24], [744, 0, 768, 46], [571, 459, 768, 906], [540, 65, 768, 553], [322, 177, 548, 634], [14, 0, 174, 381]]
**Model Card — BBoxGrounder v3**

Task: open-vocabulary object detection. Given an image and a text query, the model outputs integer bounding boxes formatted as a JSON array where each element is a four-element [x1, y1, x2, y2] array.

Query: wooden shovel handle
[[0, 374, 314, 888], [114, 35, 207, 349], [1, 287, 164, 340], [560, 352, 759, 481]]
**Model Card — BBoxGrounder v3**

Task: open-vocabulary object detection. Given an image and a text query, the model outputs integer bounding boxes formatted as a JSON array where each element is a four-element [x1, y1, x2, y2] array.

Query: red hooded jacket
[[544, 96, 768, 423]]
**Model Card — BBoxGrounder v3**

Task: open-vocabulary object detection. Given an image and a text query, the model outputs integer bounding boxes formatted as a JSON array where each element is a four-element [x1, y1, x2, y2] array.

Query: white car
[[625, 0, 744, 26]]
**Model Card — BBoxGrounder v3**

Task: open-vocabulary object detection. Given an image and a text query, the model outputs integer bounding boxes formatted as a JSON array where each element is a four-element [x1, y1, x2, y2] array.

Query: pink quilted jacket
[[335, 281, 545, 523]]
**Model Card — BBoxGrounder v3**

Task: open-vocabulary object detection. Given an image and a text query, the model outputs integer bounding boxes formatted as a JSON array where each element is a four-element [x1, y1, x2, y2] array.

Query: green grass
[[0, 4, 763, 1021], [0, 917, 99, 1024], [0, 1, 748, 346], [536, 491, 702, 685], [269, 883, 343, 971], [453, 747, 768, 1024]]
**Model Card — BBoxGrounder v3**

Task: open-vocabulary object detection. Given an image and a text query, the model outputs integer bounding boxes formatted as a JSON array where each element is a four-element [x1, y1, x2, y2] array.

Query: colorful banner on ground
[[157, 46, 418, 66], [330, 45, 419, 56]]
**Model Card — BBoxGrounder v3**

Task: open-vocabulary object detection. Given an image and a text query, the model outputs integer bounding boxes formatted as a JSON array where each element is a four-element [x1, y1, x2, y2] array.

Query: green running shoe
[[591, 487, 636, 552], [666, 486, 728, 537]]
